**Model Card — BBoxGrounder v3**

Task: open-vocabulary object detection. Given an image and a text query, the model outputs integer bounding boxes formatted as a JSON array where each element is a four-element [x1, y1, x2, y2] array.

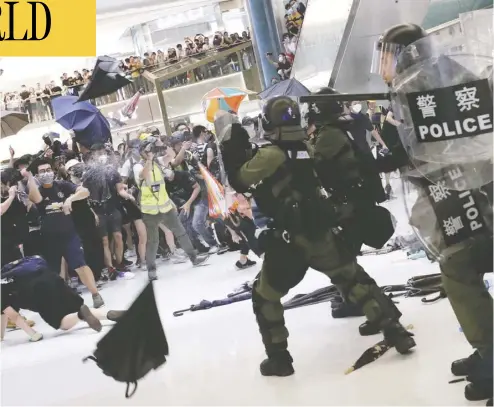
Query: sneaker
[[29, 332, 43, 342], [78, 305, 102, 332], [115, 263, 131, 273], [175, 248, 186, 257], [236, 259, 257, 270], [148, 270, 158, 281], [92, 293, 105, 309], [170, 251, 188, 264], [260, 351, 294, 377], [208, 246, 219, 254], [217, 245, 229, 255], [122, 257, 133, 267], [126, 249, 137, 258], [108, 267, 118, 281], [135, 259, 143, 269], [191, 253, 210, 267]]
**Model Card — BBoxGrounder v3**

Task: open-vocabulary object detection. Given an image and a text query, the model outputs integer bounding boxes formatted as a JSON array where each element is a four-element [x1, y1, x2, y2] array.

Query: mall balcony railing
[[2, 40, 261, 135]]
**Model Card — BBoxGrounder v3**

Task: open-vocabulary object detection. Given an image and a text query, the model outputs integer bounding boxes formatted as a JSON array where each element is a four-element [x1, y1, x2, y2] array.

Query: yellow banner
[[0, 0, 96, 56]]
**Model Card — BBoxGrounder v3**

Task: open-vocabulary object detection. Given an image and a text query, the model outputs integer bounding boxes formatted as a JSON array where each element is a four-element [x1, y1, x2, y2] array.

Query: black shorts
[[29, 271, 83, 329], [96, 209, 123, 237], [121, 200, 142, 224]]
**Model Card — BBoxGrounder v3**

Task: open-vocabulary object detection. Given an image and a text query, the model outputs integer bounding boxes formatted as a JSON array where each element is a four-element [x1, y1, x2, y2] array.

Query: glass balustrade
[[2, 41, 259, 133]]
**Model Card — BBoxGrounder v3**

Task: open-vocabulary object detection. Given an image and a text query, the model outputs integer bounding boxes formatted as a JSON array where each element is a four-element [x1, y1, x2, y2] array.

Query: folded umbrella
[[52, 96, 111, 148], [77, 56, 132, 102], [1, 110, 29, 138], [121, 89, 144, 119]]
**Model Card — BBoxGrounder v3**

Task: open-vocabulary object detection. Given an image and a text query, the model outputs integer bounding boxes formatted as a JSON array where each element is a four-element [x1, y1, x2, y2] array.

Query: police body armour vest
[[139, 162, 173, 215], [253, 142, 336, 237]]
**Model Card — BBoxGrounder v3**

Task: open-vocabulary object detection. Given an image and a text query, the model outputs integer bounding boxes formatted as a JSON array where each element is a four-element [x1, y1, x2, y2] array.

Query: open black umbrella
[[1, 110, 29, 138], [77, 56, 131, 103], [84, 283, 169, 398], [258, 78, 310, 100]]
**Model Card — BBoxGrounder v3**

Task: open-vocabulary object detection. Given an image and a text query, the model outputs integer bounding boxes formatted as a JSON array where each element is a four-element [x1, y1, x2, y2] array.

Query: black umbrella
[[1, 110, 29, 138], [83, 283, 169, 398], [77, 56, 131, 103], [258, 78, 310, 100]]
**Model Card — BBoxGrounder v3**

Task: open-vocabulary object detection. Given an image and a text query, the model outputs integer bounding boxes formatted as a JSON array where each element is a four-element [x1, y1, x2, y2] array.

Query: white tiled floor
[[0, 249, 486, 406], [0, 178, 488, 406]]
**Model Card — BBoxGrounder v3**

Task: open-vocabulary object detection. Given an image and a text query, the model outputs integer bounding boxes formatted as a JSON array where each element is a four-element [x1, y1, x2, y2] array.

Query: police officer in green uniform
[[373, 23, 493, 402], [217, 98, 415, 377]]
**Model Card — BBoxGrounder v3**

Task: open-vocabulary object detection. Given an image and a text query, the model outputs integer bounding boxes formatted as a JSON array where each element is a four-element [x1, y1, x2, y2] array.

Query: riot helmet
[[261, 96, 303, 142], [306, 87, 345, 125], [371, 23, 428, 84]]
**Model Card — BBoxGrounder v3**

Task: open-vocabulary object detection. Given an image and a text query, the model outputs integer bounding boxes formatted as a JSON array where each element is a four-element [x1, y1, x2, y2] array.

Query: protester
[[83, 144, 135, 279], [29, 158, 105, 308]]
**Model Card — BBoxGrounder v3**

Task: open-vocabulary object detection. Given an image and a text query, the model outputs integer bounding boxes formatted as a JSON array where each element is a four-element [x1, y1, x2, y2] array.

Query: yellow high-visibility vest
[[139, 162, 173, 215]]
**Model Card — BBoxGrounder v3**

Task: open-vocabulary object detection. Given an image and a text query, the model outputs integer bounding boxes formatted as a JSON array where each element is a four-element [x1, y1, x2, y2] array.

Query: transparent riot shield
[[391, 35, 493, 260]]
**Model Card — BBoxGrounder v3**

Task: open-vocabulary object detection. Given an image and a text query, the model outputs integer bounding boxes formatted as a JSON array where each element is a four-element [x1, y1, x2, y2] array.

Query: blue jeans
[[179, 200, 217, 248]]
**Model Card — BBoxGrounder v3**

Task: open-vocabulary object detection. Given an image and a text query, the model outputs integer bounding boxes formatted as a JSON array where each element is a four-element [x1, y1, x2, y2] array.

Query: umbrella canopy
[[202, 87, 253, 123], [1, 110, 29, 138], [52, 96, 111, 148], [77, 56, 132, 103], [258, 78, 310, 100]]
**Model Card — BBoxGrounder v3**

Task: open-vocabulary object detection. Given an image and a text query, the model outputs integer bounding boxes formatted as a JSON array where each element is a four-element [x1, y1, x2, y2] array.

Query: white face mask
[[71, 176, 81, 185], [351, 103, 362, 114], [279, 56, 284, 63], [163, 169, 174, 179]]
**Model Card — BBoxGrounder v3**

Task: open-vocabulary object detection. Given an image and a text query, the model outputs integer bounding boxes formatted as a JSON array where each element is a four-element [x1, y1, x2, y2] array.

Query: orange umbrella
[[202, 87, 252, 122]]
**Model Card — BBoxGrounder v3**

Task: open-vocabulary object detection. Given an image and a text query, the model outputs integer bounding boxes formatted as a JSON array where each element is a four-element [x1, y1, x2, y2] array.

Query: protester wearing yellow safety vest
[[133, 135, 209, 281]]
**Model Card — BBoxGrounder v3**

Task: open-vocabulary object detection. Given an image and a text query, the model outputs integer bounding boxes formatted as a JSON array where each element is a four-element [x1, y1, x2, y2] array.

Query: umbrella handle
[[173, 307, 193, 317]]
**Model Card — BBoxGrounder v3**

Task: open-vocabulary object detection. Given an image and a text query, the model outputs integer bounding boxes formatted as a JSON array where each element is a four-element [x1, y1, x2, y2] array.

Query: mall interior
[[0, 0, 493, 405]]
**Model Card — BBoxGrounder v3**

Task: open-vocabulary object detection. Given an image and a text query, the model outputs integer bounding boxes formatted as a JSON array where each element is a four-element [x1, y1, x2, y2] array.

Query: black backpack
[[83, 283, 169, 398]]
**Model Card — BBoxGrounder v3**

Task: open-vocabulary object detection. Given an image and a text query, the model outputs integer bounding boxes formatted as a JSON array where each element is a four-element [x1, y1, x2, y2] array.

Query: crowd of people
[[0, 31, 253, 123], [0, 118, 266, 340], [0, 95, 394, 341]]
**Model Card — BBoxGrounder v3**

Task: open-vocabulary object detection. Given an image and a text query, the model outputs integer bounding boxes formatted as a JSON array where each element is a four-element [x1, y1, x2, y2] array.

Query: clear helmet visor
[[370, 42, 404, 83]]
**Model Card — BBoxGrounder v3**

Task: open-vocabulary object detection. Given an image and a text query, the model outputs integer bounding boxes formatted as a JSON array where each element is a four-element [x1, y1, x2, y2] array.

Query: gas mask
[[351, 103, 362, 114], [38, 172, 54, 185]]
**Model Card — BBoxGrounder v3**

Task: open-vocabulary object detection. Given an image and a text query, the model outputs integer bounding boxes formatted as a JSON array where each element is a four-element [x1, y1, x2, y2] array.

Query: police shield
[[391, 35, 493, 191], [392, 35, 493, 260]]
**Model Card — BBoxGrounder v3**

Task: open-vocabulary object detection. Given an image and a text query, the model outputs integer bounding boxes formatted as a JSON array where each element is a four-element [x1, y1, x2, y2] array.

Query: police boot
[[465, 379, 493, 402], [260, 350, 294, 377], [359, 320, 381, 336], [331, 301, 365, 318], [464, 351, 493, 402], [451, 350, 481, 376], [382, 322, 416, 354]]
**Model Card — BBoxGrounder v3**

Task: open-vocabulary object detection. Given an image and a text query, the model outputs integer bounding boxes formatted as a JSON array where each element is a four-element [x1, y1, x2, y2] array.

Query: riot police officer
[[218, 97, 415, 377], [373, 23, 493, 402]]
